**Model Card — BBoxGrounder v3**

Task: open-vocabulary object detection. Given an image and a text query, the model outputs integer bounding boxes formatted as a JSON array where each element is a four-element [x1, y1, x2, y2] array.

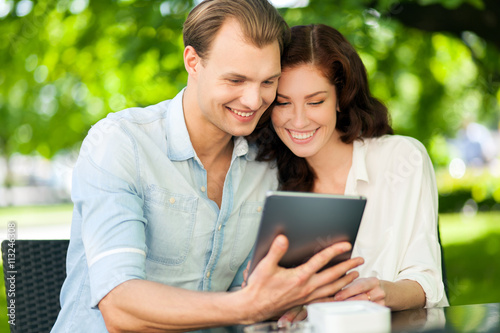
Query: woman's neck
[[306, 137, 353, 195]]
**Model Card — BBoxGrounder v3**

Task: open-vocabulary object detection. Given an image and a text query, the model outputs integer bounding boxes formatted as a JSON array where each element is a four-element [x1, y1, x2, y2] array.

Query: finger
[[243, 262, 250, 281], [297, 242, 352, 276], [344, 293, 370, 302], [277, 306, 304, 326], [293, 307, 308, 322], [305, 271, 359, 304], [258, 235, 289, 270], [334, 283, 366, 301], [334, 277, 376, 301], [310, 257, 363, 291], [365, 286, 385, 304]]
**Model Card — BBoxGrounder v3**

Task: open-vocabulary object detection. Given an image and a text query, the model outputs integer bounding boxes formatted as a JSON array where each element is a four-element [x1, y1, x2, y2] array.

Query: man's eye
[[263, 80, 275, 86], [229, 79, 242, 83]]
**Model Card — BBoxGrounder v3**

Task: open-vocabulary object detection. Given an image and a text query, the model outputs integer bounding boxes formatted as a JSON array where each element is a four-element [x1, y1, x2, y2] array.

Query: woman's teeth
[[289, 129, 316, 140]]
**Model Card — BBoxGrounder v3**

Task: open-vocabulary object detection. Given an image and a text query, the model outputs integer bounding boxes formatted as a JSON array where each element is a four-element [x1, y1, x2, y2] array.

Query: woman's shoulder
[[360, 135, 432, 172], [362, 134, 428, 155]]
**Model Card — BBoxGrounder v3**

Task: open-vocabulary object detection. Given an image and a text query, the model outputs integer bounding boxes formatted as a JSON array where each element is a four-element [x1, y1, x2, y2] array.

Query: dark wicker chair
[[2, 239, 69, 333]]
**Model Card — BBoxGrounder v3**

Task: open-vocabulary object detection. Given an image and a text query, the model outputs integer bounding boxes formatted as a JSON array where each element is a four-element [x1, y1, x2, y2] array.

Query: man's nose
[[240, 84, 263, 111]]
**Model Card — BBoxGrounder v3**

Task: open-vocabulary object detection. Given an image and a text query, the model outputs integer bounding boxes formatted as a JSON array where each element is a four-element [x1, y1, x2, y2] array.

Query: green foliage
[[0, 0, 191, 159], [0, 0, 499, 172], [437, 168, 500, 212]]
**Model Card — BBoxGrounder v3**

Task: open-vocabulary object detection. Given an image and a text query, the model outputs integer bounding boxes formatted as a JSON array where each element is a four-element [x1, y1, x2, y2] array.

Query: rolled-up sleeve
[[392, 138, 448, 308], [72, 118, 148, 307]]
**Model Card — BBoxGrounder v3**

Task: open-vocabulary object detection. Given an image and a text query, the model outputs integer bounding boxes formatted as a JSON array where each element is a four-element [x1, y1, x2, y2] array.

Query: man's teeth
[[229, 107, 254, 117], [290, 130, 316, 139]]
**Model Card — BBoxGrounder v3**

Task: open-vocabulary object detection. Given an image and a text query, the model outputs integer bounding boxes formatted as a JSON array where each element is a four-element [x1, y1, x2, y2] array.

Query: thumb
[[261, 234, 289, 269]]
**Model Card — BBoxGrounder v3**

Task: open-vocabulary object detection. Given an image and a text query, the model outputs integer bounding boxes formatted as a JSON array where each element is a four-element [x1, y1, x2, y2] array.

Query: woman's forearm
[[380, 279, 426, 311]]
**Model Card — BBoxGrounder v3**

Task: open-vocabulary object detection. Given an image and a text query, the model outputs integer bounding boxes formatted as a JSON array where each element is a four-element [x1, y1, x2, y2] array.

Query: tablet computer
[[248, 191, 366, 274]]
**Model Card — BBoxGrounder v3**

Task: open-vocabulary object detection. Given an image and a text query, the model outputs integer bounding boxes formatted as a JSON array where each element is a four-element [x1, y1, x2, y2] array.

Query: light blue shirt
[[52, 89, 278, 332]]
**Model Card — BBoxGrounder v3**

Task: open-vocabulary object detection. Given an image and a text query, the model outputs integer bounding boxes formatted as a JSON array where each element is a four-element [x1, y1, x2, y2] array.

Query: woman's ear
[[184, 45, 201, 77]]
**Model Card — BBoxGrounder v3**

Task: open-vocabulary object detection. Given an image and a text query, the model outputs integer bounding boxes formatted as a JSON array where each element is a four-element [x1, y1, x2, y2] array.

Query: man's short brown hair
[[183, 0, 289, 60]]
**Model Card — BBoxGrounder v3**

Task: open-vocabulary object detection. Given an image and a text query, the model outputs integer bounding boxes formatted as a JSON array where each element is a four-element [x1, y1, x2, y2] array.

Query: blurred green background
[[0, 0, 499, 331]]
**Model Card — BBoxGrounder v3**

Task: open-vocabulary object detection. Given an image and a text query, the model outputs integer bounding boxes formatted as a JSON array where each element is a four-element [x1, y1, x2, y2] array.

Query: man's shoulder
[[104, 99, 172, 126], [86, 99, 174, 140]]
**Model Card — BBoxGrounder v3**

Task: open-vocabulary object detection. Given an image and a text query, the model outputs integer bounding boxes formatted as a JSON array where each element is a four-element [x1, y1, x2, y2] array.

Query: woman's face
[[272, 63, 340, 159]]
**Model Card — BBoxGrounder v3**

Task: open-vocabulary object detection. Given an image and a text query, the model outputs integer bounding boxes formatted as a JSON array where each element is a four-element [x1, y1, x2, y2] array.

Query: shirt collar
[[166, 88, 196, 161], [166, 88, 253, 162], [352, 139, 370, 183], [233, 136, 257, 161]]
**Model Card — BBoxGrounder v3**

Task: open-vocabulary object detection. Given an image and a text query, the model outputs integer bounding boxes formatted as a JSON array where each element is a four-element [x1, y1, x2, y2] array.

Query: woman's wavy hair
[[250, 24, 393, 191]]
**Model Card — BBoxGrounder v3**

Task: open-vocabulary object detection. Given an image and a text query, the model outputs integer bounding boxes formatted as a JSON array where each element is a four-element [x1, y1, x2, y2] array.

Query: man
[[52, 1, 363, 332]]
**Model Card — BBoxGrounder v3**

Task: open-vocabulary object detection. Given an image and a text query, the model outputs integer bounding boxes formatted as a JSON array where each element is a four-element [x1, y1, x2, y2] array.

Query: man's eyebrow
[[266, 73, 281, 80], [223, 72, 281, 81], [224, 73, 247, 80], [277, 91, 327, 99]]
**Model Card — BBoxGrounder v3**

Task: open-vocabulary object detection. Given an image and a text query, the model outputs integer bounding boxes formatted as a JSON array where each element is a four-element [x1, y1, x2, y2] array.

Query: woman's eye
[[309, 101, 324, 105], [275, 101, 289, 106]]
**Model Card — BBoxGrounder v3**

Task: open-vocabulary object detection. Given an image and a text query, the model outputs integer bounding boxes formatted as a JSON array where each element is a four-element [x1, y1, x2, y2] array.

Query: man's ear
[[184, 45, 201, 77]]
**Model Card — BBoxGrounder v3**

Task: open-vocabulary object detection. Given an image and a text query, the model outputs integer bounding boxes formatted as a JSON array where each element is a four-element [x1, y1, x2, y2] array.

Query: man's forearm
[[99, 279, 253, 333]]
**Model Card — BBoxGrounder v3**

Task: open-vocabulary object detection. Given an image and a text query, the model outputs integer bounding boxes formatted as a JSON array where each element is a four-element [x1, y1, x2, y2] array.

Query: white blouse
[[347, 135, 449, 308]]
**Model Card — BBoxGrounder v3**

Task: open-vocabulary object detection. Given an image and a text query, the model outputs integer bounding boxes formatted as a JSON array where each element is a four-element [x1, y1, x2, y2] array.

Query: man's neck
[[182, 87, 234, 167]]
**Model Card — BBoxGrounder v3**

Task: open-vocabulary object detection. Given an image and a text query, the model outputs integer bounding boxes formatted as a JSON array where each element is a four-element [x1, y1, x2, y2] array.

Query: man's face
[[192, 18, 281, 137]]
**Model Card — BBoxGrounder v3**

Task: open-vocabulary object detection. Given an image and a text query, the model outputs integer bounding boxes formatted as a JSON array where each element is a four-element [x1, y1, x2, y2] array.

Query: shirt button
[[200, 186, 206, 192], [169, 197, 175, 204], [218, 224, 222, 231], [257, 206, 262, 212], [206, 271, 211, 278]]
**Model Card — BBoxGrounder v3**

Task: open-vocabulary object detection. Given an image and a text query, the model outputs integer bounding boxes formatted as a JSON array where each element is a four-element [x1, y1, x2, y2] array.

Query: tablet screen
[[248, 191, 366, 274]]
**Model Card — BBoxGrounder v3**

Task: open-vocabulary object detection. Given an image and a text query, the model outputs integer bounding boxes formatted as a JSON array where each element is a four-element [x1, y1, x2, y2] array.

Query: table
[[195, 303, 500, 332], [391, 302, 500, 332]]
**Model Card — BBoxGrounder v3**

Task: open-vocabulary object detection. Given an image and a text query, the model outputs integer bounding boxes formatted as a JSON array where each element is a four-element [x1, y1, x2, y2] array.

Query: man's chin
[[228, 123, 259, 137]]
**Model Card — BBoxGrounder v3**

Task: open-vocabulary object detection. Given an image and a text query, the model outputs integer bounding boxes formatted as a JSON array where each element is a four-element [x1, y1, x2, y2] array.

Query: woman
[[253, 24, 449, 311]]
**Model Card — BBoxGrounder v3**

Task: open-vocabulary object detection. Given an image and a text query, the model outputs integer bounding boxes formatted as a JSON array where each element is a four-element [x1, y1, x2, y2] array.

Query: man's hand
[[239, 235, 364, 323]]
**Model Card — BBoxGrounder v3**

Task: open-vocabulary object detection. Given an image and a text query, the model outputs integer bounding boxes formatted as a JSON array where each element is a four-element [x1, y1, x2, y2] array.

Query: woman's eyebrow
[[305, 91, 327, 99], [277, 91, 327, 99]]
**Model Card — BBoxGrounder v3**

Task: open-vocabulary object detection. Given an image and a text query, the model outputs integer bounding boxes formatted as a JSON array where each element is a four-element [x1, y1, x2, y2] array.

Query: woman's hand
[[277, 305, 308, 326], [333, 278, 426, 310], [333, 277, 387, 306]]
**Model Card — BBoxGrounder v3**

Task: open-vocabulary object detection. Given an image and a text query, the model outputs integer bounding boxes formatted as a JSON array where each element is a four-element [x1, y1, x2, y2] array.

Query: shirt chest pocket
[[144, 185, 198, 266], [229, 201, 264, 271]]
